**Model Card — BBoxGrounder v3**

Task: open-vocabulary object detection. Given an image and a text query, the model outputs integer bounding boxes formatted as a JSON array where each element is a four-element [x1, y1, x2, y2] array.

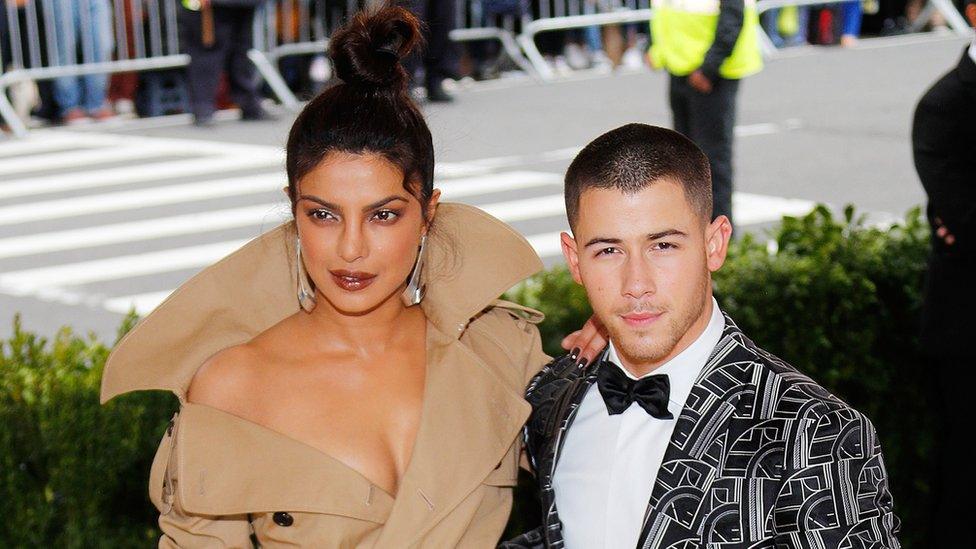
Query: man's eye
[[372, 210, 400, 222], [654, 242, 677, 251], [596, 247, 618, 256]]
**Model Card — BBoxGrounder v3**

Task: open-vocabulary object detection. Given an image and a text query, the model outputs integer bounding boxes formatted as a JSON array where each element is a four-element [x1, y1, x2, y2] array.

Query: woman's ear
[[425, 189, 442, 229]]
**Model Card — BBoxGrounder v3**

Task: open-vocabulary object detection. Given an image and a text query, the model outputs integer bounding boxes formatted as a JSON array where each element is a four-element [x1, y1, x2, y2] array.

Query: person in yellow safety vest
[[647, 0, 763, 227]]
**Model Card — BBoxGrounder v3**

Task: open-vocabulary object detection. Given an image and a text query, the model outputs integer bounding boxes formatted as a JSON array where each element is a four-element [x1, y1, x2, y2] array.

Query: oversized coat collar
[[100, 201, 543, 403], [100, 203, 545, 545]]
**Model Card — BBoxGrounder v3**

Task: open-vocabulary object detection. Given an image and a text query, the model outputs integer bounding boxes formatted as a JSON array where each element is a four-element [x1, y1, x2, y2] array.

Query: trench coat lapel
[[174, 403, 395, 521]]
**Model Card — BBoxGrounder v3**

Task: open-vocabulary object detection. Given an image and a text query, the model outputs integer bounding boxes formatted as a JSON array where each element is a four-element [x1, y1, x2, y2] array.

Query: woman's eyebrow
[[365, 195, 409, 211]]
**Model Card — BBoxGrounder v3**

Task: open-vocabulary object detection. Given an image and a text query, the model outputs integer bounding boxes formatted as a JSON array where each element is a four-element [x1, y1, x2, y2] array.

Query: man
[[405, 0, 457, 102], [507, 124, 899, 548], [178, 0, 269, 126], [912, 1, 976, 543], [648, 0, 762, 225]]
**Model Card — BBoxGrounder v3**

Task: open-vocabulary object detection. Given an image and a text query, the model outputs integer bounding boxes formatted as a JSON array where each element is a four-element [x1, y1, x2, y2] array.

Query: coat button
[[272, 512, 294, 527]]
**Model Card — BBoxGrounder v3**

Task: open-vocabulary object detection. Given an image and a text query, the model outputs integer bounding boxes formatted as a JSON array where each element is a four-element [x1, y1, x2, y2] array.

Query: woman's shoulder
[[186, 314, 302, 410], [186, 343, 264, 411]]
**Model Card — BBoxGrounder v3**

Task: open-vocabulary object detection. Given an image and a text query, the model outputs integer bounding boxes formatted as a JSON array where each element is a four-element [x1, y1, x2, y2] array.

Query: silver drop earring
[[296, 235, 316, 312], [401, 233, 427, 307]]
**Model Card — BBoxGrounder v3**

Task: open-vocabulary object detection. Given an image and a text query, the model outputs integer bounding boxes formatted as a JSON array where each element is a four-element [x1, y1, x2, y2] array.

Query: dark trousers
[[929, 354, 976, 548], [669, 73, 740, 224], [178, 5, 261, 119], [405, 0, 457, 87]]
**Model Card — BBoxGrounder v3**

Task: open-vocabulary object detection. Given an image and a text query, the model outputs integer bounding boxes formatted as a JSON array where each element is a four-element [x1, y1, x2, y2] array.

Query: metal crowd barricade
[[449, 0, 538, 76], [249, 0, 367, 109], [0, 0, 189, 136], [754, 0, 974, 56]]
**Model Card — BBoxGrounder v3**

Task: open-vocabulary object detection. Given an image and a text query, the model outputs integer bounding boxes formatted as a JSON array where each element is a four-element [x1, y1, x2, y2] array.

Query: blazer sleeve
[[149, 411, 255, 548], [772, 409, 901, 547]]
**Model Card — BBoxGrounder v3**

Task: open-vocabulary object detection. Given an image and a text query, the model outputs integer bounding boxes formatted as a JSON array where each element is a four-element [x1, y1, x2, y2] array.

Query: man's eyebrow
[[648, 229, 688, 240], [584, 237, 623, 248]]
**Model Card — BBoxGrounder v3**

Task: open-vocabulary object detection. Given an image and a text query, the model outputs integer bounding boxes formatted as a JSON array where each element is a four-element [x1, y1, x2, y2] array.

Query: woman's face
[[294, 151, 437, 316]]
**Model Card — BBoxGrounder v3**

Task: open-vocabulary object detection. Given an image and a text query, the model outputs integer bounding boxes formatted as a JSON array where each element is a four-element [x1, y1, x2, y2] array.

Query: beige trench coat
[[100, 203, 551, 548]]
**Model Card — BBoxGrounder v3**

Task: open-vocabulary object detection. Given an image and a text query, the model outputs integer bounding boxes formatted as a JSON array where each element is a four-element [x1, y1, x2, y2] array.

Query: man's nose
[[621, 255, 656, 299]]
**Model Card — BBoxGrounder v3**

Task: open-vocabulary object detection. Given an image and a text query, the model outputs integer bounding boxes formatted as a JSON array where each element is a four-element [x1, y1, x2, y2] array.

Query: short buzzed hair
[[565, 124, 713, 228]]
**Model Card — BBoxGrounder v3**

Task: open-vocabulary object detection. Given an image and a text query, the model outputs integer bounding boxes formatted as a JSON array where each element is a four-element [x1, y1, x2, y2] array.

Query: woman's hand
[[561, 315, 608, 366]]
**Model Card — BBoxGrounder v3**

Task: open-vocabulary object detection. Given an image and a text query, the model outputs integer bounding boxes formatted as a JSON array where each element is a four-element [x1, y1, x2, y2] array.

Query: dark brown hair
[[285, 4, 435, 216], [564, 123, 713, 227]]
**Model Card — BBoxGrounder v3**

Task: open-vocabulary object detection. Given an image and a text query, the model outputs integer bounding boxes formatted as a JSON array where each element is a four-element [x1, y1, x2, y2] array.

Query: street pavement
[[0, 32, 967, 341]]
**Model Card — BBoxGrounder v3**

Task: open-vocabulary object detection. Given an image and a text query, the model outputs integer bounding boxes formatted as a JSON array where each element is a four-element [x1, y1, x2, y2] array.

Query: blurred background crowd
[[0, 0, 965, 130]]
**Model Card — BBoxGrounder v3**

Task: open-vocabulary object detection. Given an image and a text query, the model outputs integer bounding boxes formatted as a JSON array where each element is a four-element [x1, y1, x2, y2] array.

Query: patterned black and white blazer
[[504, 314, 900, 549]]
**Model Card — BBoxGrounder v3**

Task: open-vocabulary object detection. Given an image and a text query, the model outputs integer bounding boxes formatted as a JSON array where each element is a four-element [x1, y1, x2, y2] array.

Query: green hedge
[[1, 205, 932, 547], [0, 314, 177, 547]]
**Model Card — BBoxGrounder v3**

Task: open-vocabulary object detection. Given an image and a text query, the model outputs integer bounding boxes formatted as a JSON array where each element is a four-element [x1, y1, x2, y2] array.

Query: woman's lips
[[621, 311, 664, 327], [329, 270, 377, 292]]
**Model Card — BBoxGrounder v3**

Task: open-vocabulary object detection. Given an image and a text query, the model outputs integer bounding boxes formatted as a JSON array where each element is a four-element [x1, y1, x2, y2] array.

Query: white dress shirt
[[969, 38, 976, 64], [552, 298, 726, 549]]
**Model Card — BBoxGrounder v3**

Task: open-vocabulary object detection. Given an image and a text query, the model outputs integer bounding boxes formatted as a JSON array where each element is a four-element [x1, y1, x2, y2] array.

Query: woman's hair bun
[[328, 4, 422, 90]]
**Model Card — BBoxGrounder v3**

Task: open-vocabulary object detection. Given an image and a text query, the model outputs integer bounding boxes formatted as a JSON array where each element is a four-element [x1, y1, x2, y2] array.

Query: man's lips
[[329, 270, 377, 292], [620, 311, 664, 327]]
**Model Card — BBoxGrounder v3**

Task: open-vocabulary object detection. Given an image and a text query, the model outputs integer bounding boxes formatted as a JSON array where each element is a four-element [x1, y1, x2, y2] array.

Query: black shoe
[[241, 107, 277, 121], [193, 114, 216, 127], [426, 81, 454, 103]]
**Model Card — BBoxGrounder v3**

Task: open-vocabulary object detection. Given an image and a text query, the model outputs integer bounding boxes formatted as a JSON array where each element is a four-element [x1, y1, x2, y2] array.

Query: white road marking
[[733, 192, 816, 225], [0, 204, 288, 258], [0, 239, 249, 292], [0, 155, 284, 200], [102, 290, 176, 315]]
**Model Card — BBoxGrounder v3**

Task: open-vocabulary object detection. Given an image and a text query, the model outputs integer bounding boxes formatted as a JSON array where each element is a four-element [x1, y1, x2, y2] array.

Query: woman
[[100, 5, 602, 547]]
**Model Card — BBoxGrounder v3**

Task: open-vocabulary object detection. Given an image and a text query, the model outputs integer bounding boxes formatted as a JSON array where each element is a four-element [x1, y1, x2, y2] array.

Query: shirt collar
[[606, 297, 725, 408]]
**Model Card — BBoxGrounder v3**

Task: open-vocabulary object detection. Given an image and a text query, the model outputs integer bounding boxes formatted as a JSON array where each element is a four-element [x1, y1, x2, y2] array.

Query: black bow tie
[[596, 361, 674, 419]]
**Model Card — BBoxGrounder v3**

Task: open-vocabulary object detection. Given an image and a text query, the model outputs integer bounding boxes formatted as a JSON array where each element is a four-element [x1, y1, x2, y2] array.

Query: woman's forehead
[[299, 152, 410, 203]]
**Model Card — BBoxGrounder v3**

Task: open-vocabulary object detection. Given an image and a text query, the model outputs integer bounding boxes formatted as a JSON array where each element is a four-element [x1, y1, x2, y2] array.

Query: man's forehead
[[575, 183, 695, 232]]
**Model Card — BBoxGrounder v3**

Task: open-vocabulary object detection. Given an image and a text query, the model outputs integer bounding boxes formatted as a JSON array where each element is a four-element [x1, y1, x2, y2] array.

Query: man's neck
[[615, 297, 715, 379]]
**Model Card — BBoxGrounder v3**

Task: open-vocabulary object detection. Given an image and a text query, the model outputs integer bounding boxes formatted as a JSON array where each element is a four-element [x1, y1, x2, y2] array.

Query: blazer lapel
[[374, 323, 531, 547], [637, 317, 757, 546]]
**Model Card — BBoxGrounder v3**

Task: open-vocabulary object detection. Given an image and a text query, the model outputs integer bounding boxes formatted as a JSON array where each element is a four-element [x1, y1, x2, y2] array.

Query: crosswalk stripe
[[0, 154, 284, 200], [481, 194, 565, 222], [0, 239, 249, 292], [0, 170, 561, 226], [0, 204, 288, 259], [0, 174, 284, 226], [733, 193, 816, 225], [102, 290, 176, 315], [439, 171, 561, 199], [525, 231, 565, 258], [0, 145, 187, 178], [0, 135, 97, 159]]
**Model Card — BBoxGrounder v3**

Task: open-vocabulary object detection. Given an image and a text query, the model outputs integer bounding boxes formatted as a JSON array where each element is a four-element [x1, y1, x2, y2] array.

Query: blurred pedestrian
[[178, 0, 269, 126], [52, 0, 114, 123], [911, 0, 976, 544], [405, 0, 458, 101], [648, 0, 763, 225]]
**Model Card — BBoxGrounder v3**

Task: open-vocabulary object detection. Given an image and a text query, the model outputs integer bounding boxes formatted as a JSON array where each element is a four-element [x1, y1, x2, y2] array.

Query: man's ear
[[705, 215, 733, 272], [561, 231, 583, 284]]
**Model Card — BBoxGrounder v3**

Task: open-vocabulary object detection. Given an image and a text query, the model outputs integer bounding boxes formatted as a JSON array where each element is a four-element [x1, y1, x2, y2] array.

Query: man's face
[[562, 180, 732, 373]]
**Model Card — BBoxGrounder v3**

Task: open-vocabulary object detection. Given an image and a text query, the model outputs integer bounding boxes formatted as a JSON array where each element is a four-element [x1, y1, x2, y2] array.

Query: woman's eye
[[309, 210, 336, 221], [371, 210, 400, 222]]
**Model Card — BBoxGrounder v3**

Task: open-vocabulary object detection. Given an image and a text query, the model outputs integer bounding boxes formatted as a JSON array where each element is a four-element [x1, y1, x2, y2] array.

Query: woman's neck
[[304, 290, 425, 357]]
